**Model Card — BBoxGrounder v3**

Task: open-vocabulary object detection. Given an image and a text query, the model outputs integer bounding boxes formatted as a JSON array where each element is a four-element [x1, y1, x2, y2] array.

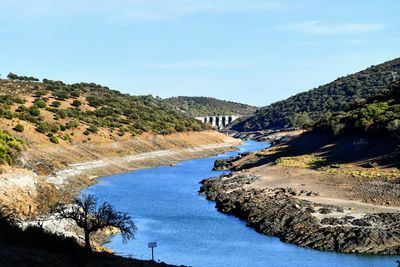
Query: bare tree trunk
[[84, 231, 92, 252]]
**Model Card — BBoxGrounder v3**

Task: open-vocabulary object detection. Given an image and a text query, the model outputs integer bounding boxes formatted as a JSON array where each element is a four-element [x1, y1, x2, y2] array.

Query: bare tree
[[54, 194, 136, 252]]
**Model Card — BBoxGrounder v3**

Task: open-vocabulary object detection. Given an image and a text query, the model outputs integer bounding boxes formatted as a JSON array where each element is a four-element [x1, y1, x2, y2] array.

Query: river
[[83, 141, 397, 267]]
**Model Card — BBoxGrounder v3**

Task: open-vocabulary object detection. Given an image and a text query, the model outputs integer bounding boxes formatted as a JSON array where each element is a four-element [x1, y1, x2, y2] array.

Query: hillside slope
[[233, 58, 400, 131], [164, 96, 257, 116]]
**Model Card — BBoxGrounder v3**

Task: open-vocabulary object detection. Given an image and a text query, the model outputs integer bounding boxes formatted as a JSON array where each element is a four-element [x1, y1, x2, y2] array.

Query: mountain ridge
[[164, 96, 257, 117]]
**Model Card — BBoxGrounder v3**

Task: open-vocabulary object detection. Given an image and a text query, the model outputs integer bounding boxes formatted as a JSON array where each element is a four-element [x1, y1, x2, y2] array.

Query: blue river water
[[83, 141, 398, 267]]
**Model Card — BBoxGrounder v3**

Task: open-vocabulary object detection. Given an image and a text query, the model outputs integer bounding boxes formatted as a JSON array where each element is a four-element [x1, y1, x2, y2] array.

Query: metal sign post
[[148, 242, 157, 261]]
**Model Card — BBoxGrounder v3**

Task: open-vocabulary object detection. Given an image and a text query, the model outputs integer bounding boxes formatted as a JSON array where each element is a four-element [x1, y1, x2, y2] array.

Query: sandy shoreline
[[45, 142, 237, 186]]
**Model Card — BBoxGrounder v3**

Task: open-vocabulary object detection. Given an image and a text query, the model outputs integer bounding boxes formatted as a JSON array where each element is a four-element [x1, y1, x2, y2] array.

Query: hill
[[0, 75, 205, 143], [164, 96, 257, 117], [232, 58, 400, 131]]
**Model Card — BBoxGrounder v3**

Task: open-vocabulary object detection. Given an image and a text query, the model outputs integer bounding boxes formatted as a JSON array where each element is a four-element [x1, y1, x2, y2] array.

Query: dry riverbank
[[0, 130, 241, 216]]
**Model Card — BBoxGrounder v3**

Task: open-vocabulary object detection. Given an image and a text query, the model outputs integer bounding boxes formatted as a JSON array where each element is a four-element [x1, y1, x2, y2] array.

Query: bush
[[49, 135, 59, 144], [118, 129, 126, 136], [3, 110, 15, 119], [13, 124, 24, 132], [36, 122, 59, 134], [53, 90, 69, 100], [29, 106, 40, 116], [0, 130, 24, 164], [87, 125, 98, 133], [71, 100, 82, 107], [35, 99, 46, 109], [7, 72, 39, 82], [65, 120, 79, 129], [51, 101, 61, 108], [15, 105, 27, 112]]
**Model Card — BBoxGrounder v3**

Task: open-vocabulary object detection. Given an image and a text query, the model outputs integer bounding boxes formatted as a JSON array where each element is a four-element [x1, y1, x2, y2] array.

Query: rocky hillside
[[164, 96, 257, 116], [232, 58, 400, 131]]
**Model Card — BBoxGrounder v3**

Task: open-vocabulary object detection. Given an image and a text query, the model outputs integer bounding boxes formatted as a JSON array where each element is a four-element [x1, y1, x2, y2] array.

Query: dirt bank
[[0, 130, 241, 216]]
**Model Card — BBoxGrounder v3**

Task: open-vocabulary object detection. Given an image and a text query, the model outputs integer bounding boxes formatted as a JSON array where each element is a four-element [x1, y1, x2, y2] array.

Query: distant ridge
[[164, 96, 257, 117]]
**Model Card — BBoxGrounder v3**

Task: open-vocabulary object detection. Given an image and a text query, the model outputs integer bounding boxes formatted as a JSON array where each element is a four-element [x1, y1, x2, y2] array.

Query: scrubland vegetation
[[0, 74, 207, 164], [234, 58, 400, 131], [164, 96, 257, 116]]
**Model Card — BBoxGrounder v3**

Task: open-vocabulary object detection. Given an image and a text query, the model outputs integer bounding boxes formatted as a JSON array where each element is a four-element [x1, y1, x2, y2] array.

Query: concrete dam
[[195, 115, 241, 129]]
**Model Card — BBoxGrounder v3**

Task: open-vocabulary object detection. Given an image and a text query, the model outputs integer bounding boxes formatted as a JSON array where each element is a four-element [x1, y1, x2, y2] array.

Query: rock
[[199, 172, 400, 255]]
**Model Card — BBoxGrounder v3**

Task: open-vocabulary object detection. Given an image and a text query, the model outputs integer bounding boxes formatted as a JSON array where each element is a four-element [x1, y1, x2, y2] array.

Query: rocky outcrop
[[212, 153, 249, 171], [200, 174, 400, 255], [223, 129, 302, 142]]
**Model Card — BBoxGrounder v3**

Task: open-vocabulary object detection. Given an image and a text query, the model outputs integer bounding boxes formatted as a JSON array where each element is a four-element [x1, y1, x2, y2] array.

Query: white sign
[[148, 242, 157, 248]]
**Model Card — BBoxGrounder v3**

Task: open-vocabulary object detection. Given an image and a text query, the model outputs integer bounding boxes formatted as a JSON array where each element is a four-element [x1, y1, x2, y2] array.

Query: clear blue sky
[[1, 0, 399, 106]]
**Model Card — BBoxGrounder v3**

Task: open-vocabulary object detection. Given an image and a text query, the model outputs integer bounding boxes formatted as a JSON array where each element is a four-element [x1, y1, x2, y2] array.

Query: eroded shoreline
[[200, 171, 400, 255]]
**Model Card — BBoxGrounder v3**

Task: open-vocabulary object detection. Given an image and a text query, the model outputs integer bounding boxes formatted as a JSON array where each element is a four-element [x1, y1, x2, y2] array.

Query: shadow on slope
[[0, 217, 178, 267], [234, 131, 400, 171]]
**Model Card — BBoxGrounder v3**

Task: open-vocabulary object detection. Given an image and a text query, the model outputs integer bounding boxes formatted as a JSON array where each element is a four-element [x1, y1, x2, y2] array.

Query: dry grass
[[324, 166, 400, 180], [274, 154, 400, 180], [255, 145, 288, 156], [275, 155, 327, 169]]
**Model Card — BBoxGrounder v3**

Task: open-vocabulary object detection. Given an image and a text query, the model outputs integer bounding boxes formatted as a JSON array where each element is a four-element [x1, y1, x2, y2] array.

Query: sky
[[0, 0, 399, 106]]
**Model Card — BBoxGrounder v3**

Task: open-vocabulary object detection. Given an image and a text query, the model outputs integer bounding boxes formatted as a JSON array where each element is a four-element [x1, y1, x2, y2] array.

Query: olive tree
[[54, 194, 136, 252]]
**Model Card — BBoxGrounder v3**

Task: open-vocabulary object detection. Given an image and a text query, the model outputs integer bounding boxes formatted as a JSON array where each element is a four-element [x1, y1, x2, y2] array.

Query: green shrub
[[15, 105, 27, 112], [3, 110, 15, 119], [53, 90, 69, 100], [13, 124, 24, 132], [118, 129, 126, 136], [0, 130, 24, 164], [87, 125, 98, 133], [36, 122, 59, 134], [71, 100, 82, 107], [51, 101, 61, 108], [61, 134, 71, 142], [29, 106, 40, 116], [65, 120, 79, 129], [35, 99, 46, 109], [49, 135, 59, 144]]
